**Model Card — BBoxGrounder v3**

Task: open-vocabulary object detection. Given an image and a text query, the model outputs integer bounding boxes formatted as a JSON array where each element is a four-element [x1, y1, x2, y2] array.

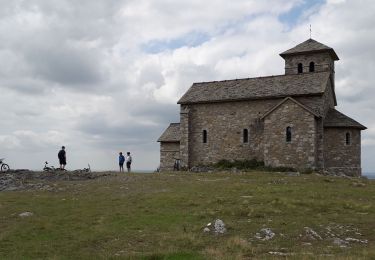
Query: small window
[[243, 129, 249, 143], [298, 63, 303, 73], [309, 62, 315, 72], [203, 130, 207, 143], [286, 126, 292, 142], [346, 132, 351, 145]]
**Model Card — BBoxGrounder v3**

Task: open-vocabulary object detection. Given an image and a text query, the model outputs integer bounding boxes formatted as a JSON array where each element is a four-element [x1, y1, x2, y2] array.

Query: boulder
[[255, 228, 275, 241], [19, 212, 33, 217]]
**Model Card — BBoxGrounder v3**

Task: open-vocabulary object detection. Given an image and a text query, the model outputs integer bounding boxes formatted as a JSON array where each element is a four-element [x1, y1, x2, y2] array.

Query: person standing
[[125, 152, 132, 172], [119, 152, 125, 172], [58, 146, 66, 170]]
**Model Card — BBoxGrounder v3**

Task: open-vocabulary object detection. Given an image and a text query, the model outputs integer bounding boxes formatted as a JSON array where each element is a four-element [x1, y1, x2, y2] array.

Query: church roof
[[280, 38, 339, 60], [157, 123, 180, 142], [178, 71, 330, 105], [324, 109, 366, 130]]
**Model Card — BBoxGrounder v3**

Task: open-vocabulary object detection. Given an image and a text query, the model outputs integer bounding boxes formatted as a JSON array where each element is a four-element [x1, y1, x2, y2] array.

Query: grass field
[[0, 171, 374, 259]]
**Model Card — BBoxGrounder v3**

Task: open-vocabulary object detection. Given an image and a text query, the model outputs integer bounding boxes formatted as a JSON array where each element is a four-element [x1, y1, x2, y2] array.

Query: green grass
[[0, 172, 374, 259]]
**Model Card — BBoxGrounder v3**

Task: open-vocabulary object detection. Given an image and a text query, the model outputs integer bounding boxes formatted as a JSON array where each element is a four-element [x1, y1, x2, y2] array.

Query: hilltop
[[0, 171, 374, 259]]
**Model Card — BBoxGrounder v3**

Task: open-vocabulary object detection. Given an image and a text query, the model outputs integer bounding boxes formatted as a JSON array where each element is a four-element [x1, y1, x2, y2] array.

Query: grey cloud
[[27, 43, 104, 87]]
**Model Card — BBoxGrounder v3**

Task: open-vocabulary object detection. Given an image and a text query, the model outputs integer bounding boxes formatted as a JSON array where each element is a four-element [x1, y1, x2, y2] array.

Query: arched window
[[286, 126, 292, 142], [309, 62, 315, 72], [298, 63, 303, 73], [203, 130, 207, 143], [346, 132, 351, 145], [243, 129, 249, 143]]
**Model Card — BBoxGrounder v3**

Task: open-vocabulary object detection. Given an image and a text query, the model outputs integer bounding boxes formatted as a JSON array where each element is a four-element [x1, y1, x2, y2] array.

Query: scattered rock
[[19, 212, 33, 217], [301, 227, 322, 241], [286, 171, 300, 176], [203, 219, 227, 234], [352, 182, 366, 187], [268, 251, 294, 256], [333, 238, 349, 247], [255, 228, 275, 241], [190, 166, 215, 172], [345, 237, 368, 244], [1, 171, 109, 192], [214, 219, 226, 234]]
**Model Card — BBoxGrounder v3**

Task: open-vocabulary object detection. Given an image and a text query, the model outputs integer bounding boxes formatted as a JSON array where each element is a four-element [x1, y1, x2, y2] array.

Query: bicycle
[[73, 164, 91, 173], [43, 161, 56, 172], [0, 158, 10, 172]]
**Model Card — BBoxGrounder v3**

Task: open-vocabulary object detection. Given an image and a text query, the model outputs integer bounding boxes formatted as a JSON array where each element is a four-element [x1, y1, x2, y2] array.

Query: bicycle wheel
[[1, 164, 10, 172]]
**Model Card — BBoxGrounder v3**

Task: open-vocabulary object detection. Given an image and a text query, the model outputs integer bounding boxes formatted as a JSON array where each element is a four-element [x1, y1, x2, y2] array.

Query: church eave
[[177, 93, 324, 105], [279, 49, 339, 61]]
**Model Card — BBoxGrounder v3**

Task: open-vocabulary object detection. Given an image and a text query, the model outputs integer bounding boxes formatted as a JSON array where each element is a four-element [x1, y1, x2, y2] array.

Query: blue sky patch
[[142, 32, 211, 54], [279, 0, 326, 27]]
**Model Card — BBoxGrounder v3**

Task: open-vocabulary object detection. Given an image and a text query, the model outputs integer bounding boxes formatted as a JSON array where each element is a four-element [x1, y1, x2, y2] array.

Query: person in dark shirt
[[58, 146, 66, 170], [119, 152, 125, 172]]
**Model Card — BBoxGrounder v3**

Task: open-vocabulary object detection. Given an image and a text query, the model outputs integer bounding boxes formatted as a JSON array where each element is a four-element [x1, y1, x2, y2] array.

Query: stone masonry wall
[[315, 118, 324, 169], [179, 105, 190, 168], [185, 96, 326, 168], [284, 52, 334, 75], [314, 79, 335, 169], [187, 99, 281, 166], [263, 99, 317, 169], [324, 128, 361, 176], [160, 142, 180, 171], [322, 79, 335, 116]]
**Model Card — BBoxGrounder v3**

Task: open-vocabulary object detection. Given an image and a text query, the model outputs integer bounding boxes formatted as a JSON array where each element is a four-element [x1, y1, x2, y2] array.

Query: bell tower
[[280, 38, 339, 77]]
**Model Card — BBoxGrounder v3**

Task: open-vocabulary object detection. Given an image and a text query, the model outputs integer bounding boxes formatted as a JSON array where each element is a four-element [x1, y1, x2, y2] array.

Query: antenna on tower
[[309, 24, 312, 39]]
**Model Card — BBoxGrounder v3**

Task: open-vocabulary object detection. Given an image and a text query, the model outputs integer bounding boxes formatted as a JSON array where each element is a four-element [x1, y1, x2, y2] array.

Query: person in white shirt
[[125, 152, 132, 172]]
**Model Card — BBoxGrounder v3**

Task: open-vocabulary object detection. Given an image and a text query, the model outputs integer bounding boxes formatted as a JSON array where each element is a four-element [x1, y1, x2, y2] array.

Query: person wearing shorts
[[125, 152, 132, 172], [58, 146, 66, 170]]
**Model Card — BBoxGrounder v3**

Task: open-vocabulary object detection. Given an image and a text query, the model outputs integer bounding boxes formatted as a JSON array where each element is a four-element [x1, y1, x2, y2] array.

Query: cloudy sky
[[0, 0, 374, 172]]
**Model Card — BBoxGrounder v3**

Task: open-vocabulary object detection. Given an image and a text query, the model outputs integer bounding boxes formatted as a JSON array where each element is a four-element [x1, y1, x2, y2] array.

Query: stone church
[[158, 39, 366, 176]]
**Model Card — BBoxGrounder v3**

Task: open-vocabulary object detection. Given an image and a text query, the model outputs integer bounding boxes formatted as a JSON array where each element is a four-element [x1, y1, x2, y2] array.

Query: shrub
[[213, 159, 298, 172]]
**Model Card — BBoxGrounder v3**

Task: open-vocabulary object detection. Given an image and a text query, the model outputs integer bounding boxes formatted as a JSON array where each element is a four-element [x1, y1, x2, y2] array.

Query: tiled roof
[[178, 71, 330, 104], [280, 38, 339, 60], [324, 109, 366, 130], [157, 123, 180, 142]]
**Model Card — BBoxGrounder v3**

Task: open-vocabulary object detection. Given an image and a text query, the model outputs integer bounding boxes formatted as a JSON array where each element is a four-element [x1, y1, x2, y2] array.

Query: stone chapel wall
[[263, 99, 317, 169], [160, 142, 180, 171], [324, 128, 362, 176], [187, 99, 280, 166]]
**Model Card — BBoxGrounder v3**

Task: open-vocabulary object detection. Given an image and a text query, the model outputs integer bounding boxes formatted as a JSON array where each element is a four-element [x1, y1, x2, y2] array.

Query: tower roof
[[280, 38, 339, 60]]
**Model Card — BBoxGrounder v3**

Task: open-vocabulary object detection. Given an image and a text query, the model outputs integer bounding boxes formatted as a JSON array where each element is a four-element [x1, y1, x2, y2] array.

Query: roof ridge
[[192, 71, 329, 85]]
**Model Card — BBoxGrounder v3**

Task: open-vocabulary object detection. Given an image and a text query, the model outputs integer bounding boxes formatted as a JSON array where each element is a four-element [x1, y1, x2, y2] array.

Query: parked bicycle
[[0, 158, 10, 172], [43, 161, 55, 172], [73, 164, 91, 173]]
